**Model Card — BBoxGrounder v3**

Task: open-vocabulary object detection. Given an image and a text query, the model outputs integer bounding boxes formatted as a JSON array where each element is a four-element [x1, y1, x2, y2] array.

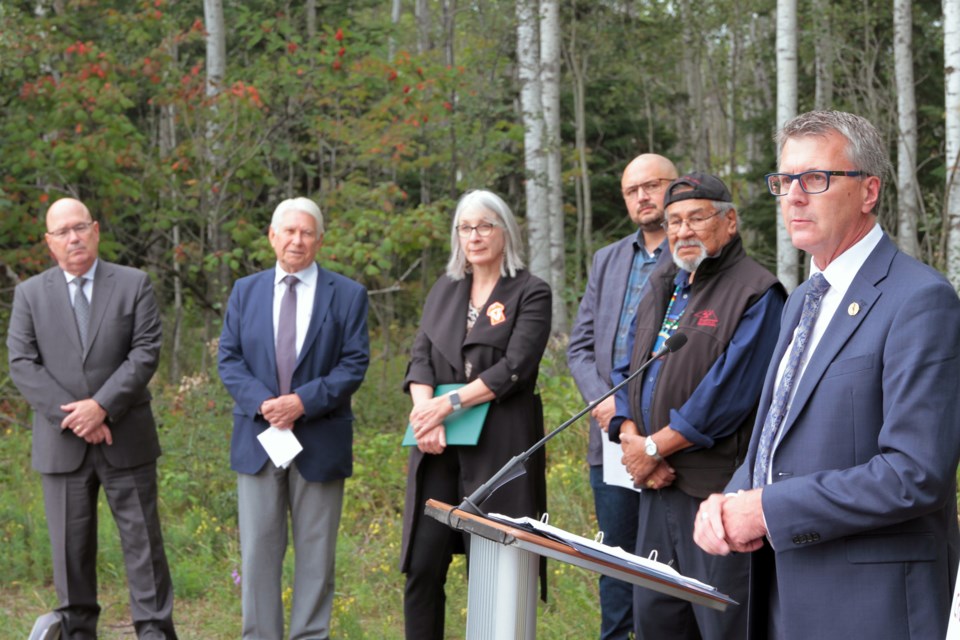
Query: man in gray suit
[[566, 153, 677, 640], [8, 198, 177, 639]]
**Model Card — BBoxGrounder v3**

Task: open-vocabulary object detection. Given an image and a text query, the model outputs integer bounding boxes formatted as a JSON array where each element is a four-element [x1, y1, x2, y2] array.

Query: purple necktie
[[276, 275, 299, 395], [753, 273, 830, 488]]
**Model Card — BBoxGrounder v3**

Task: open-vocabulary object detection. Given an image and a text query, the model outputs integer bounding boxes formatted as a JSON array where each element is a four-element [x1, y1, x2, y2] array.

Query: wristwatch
[[448, 392, 463, 411], [644, 436, 662, 461]]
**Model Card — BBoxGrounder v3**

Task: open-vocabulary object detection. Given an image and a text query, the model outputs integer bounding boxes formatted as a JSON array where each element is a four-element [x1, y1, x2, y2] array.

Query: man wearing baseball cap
[[607, 172, 785, 639]]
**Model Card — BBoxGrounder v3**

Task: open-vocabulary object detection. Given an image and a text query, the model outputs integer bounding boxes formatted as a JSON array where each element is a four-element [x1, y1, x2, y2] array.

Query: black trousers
[[403, 448, 468, 640]]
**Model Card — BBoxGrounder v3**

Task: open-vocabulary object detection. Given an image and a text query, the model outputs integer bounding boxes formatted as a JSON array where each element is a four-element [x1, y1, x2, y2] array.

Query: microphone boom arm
[[457, 332, 687, 515]]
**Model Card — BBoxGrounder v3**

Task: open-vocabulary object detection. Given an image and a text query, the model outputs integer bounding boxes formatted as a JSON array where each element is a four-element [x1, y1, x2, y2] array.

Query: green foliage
[[0, 335, 603, 638]]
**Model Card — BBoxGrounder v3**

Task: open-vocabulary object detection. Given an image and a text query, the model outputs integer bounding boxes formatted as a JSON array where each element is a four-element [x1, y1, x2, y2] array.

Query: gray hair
[[713, 201, 738, 222], [776, 110, 891, 209], [445, 190, 526, 280], [271, 197, 325, 234]]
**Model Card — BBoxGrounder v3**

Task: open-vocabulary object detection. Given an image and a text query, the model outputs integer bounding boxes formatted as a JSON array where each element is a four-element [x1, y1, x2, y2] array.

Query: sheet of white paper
[[257, 426, 303, 469], [947, 560, 960, 639], [488, 512, 716, 593], [602, 435, 642, 492]]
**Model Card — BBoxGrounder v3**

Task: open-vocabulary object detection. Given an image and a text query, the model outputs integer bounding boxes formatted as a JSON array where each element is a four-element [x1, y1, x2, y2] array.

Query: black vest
[[627, 235, 784, 498]]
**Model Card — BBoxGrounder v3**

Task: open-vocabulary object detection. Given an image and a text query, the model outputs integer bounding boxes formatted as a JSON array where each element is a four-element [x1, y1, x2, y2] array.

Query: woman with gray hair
[[399, 189, 552, 639]]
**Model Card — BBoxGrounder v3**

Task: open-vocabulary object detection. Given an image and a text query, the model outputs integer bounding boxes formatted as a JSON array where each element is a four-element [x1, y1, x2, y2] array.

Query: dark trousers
[[41, 446, 177, 640], [633, 486, 748, 640], [590, 464, 640, 640], [403, 448, 467, 640]]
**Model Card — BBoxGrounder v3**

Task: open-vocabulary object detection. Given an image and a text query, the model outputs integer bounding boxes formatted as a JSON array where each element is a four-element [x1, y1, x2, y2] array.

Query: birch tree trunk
[[516, 0, 550, 287], [388, 0, 401, 60], [776, 0, 799, 291], [539, 0, 565, 333], [812, 0, 834, 110], [161, 24, 182, 382], [306, 0, 317, 40], [203, 0, 226, 370], [416, 0, 431, 54], [946, 0, 960, 288], [564, 38, 591, 291], [894, 0, 920, 258], [679, 0, 708, 169]]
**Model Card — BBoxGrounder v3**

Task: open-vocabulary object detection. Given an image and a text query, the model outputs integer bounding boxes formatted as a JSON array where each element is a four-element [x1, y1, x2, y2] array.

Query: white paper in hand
[[257, 425, 303, 469], [602, 435, 642, 492]]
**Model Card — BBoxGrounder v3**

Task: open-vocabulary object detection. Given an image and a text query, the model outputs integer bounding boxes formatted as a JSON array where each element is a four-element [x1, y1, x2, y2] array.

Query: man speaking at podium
[[694, 111, 960, 639], [608, 172, 785, 640]]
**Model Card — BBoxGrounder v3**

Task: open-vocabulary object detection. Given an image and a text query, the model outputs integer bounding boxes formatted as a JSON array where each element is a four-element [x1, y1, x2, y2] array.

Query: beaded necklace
[[653, 283, 685, 354]]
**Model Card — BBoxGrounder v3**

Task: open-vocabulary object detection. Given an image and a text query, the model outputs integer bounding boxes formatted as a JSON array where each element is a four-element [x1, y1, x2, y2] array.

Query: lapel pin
[[487, 302, 506, 325], [847, 302, 860, 316]]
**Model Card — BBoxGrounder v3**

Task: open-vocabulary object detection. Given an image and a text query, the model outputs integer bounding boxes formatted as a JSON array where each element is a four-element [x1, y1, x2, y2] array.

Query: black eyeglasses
[[456, 222, 499, 238], [46, 221, 97, 239], [661, 210, 723, 233], [764, 170, 867, 196], [622, 178, 673, 199]]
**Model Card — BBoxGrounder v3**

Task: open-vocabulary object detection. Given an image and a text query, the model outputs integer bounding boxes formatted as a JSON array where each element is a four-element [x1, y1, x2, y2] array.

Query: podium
[[425, 499, 734, 640]]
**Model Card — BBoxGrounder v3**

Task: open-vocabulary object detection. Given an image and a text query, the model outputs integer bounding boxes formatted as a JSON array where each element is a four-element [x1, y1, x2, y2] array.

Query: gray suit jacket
[[8, 260, 163, 473], [567, 234, 666, 466]]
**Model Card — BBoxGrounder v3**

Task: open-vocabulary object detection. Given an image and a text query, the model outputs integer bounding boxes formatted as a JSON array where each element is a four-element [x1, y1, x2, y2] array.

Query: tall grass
[[0, 337, 604, 638]]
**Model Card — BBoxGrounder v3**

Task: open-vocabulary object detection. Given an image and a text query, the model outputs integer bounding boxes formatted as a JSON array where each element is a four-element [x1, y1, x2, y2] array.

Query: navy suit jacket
[[727, 234, 960, 639], [567, 234, 668, 466], [218, 266, 370, 482]]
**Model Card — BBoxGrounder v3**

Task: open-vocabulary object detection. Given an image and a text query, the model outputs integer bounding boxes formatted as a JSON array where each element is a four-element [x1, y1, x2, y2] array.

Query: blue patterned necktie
[[276, 275, 299, 395], [73, 276, 90, 349], [753, 273, 831, 488]]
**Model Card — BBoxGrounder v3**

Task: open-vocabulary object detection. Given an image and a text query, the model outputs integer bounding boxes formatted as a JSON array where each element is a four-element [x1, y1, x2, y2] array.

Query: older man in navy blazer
[[567, 153, 677, 639], [219, 197, 369, 640], [695, 111, 960, 639]]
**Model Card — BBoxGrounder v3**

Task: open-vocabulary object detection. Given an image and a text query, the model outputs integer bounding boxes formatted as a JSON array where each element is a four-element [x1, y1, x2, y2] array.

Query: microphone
[[457, 331, 688, 515]]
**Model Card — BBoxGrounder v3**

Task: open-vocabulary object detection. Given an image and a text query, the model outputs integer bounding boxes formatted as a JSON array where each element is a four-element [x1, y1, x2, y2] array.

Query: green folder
[[402, 384, 490, 446]]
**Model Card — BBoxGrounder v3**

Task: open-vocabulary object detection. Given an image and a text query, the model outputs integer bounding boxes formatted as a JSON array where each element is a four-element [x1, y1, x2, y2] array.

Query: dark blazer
[[218, 266, 370, 483], [400, 269, 551, 571], [727, 234, 960, 639], [567, 234, 637, 467], [7, 261, 163, 473]]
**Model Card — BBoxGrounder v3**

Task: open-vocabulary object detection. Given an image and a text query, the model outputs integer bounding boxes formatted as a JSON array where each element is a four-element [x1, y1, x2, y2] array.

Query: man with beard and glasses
[[567, 153, 677, 640], [607, 172, 785, 640]]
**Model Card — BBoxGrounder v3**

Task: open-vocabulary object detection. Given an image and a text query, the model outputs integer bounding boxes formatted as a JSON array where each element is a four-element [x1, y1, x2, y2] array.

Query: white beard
[[672, 239, 708, 272]]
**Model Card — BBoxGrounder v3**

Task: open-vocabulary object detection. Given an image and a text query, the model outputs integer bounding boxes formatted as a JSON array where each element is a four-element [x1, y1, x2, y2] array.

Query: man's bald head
[[44, 197, 99, 276], [621, 154, 679, 229]]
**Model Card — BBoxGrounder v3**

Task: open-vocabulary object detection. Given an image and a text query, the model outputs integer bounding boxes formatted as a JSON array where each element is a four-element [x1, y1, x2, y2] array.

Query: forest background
[[1, 0, 959, 637]]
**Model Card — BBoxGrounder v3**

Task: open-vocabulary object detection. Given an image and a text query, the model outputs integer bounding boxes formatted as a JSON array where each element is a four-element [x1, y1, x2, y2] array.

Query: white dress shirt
[[63, 259, 99, 307], [767, 223, 883, 465], [272, 262, 318, 357]]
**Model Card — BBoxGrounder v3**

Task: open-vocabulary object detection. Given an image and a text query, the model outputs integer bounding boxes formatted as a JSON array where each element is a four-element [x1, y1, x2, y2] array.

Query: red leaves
[[335, 28, 344, 41], [387, 70, 398, 81], [229, 81, 264, 108], [65, 41, 92, 56]]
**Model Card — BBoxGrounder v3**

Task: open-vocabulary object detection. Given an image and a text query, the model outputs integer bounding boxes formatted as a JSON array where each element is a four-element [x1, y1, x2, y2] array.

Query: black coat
[[400, 269, 551, 572]]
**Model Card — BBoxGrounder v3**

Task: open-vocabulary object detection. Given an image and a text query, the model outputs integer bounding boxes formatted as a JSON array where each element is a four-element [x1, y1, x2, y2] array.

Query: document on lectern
[[487, 512, 725, 599]]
